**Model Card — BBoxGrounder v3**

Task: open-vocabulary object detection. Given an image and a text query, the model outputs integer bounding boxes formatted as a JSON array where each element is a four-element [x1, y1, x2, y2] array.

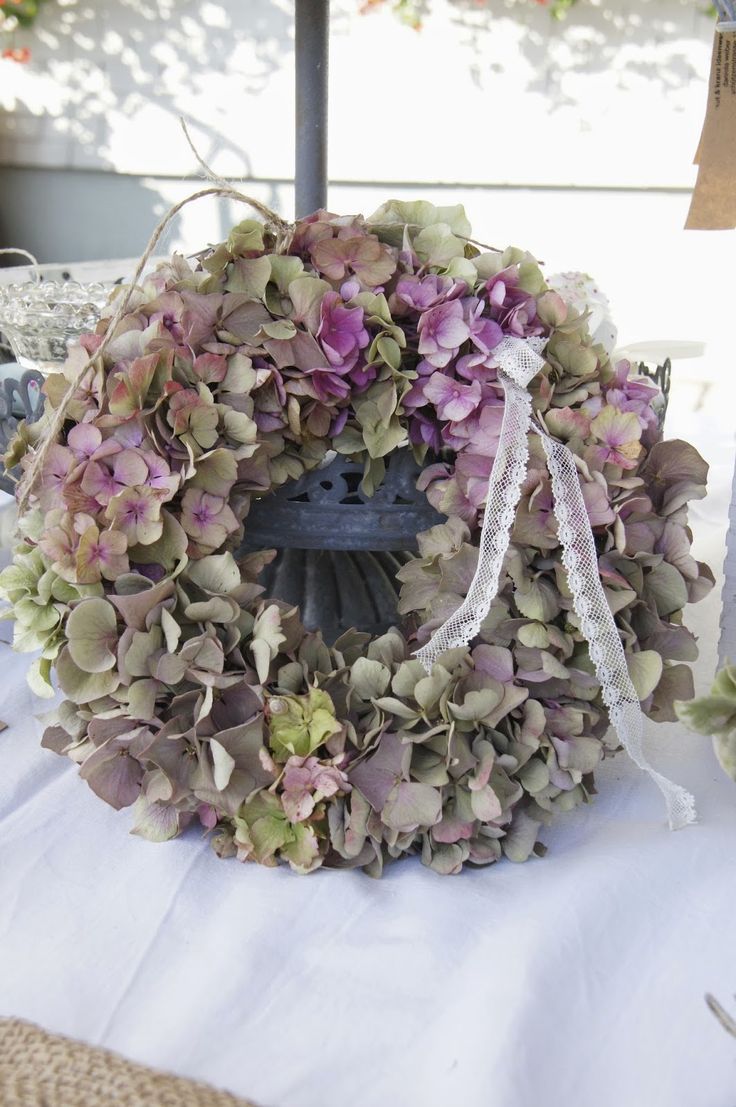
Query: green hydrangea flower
[[677, 665, 736, 781], [266, 688, 342, 762]]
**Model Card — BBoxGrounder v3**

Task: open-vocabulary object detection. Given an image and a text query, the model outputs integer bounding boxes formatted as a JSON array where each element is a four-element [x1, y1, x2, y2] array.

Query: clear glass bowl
[[0, 280, 111, 373]]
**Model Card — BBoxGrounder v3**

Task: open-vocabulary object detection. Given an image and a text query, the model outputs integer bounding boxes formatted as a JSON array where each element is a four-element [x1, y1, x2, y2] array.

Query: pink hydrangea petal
[[113, 449, 150, 488], [67, 424, 102, 457]]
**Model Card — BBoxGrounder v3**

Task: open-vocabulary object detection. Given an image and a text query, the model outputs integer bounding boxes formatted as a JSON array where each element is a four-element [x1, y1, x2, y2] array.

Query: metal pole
[[295, 0, 329, 218]]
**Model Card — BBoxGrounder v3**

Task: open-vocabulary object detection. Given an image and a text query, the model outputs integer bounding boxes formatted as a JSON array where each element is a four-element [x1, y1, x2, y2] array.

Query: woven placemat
[[0, 1019, 261, 1106]]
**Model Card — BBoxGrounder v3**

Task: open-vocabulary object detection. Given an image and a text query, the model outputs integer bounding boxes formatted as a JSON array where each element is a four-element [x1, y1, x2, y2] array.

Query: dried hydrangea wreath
[[0, 201, 714, 876]]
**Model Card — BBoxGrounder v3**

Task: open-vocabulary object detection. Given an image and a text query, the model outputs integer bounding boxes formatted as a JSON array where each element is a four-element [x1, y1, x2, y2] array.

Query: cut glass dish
[[0, 280, 110, 373]]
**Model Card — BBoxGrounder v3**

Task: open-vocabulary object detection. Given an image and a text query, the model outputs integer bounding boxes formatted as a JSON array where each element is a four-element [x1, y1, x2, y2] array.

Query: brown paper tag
[[686, 29, 736, 230], [692, 30, 720, 167]]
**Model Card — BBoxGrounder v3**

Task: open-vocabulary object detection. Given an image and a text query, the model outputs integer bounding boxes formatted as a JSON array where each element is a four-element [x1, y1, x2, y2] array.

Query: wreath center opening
[[241, 449, 446, 644]]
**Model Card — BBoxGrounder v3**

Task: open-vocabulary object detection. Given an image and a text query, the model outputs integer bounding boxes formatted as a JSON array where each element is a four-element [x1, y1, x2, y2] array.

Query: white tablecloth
[[2, 372, 736, 1107]]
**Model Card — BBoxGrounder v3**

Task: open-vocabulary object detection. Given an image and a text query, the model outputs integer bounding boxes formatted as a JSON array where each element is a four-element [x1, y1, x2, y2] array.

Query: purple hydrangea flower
[[443, 395, 505, 453], [339, 278, 361, 300], [39, 445, 76, 510], [423, 373, 482, 423], [180, 488, 239, 550], [408, 410, 442, 452], [302, 368, 353, 403], [66, 424, 101, 458], [393, 274, 464, 314], [147, 291, 186, 343], [486, 269, 541, 337], [455, 352, 492, 381], [418, 301, 471, 369], [464, 296, 504, 356], [329, 409, 349, 437], [605, 360, 661, 444], [589, 405, 643, 470], [317, 291, 370, 372]]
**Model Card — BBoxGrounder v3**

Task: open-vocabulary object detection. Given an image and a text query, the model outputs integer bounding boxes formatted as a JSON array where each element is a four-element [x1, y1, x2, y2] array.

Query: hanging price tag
[[686, 28, 736, 230]]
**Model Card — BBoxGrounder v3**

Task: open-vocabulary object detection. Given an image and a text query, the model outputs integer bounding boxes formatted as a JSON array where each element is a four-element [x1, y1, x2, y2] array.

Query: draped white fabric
[[416, 336, 695, 829]]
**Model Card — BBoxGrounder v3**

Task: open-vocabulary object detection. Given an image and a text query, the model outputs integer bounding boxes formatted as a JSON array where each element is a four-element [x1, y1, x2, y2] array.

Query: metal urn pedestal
[[242, 451, 444, 644]]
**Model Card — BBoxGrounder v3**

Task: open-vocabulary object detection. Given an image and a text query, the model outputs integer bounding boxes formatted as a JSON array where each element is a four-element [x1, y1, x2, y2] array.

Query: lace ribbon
[[414, 336, 695, 829]]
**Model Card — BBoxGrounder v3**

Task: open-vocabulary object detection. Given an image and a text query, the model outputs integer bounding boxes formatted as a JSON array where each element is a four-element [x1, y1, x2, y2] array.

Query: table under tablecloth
[[1, 368, 736, 1107]]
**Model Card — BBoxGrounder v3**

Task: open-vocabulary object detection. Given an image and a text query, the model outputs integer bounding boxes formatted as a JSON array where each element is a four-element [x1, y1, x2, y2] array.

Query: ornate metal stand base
[[243, 450, 443, 551], [243, 451, 444, 643], [259, 548, 413, 644], [0, 369, 45, 495]]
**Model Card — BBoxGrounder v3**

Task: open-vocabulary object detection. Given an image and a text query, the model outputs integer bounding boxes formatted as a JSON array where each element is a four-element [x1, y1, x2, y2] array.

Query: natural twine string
[[178, 118, 292, 236], [180, 118, 240, 196], [15, 184, 292, 517]]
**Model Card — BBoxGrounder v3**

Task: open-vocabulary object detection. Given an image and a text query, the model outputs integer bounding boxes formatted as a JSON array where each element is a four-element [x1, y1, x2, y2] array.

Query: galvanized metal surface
[[242, 451, 444, 552], [295, 0, 329, 217], [243, 451, 444, 642], [259, 547, 413, 644]]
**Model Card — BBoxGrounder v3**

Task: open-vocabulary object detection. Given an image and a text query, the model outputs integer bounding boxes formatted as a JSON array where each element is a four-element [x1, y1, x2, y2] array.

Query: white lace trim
[[414, 336, 695, 830]]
